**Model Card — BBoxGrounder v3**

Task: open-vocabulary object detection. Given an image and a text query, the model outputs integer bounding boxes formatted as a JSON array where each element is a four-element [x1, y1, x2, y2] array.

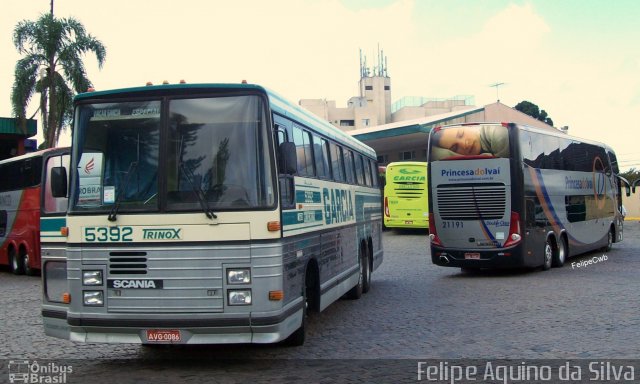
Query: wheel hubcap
[[545, 244, 552, 265]]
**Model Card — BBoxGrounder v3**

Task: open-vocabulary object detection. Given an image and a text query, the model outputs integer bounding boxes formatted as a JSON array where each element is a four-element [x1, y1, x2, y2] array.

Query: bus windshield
[[70, 95, 275, 213]]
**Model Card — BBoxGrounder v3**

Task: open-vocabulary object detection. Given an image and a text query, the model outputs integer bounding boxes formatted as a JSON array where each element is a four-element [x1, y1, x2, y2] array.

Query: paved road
[[2, 222, 639, 383]]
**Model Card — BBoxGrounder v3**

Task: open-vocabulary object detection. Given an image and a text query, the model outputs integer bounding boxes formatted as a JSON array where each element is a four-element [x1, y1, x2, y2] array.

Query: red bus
[[0, 147, 70, 275]]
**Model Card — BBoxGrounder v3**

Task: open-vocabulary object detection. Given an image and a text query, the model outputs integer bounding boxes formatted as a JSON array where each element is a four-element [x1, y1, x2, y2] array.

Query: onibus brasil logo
[[8, 360, 72, 383]]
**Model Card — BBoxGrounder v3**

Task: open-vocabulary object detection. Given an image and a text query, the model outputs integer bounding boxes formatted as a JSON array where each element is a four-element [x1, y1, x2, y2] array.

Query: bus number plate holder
[[146, 329, 181, 343], [464, 253, 480, 260]]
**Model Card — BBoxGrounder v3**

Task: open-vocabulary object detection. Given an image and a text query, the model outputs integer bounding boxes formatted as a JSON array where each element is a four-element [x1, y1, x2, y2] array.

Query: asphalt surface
[[2, 222, 639, 383]]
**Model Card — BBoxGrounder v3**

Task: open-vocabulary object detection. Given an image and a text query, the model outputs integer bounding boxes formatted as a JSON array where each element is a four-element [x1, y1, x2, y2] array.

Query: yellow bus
[[383, 161, 428, 229]]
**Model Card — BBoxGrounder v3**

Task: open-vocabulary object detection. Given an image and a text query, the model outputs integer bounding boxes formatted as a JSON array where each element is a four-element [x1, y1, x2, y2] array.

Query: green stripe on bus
[[40, 217, 66, 232]]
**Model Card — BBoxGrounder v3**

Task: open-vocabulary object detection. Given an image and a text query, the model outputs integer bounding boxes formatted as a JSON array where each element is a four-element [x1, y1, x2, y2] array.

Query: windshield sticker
[[103, 186, 115, 204]]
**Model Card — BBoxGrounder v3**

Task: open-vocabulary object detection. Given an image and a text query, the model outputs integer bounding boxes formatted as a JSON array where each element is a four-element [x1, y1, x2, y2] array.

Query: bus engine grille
[[436, 184, 506, 220]]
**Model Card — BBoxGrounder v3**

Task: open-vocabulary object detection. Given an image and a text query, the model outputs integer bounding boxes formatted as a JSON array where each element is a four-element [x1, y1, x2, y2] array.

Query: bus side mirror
[[279, 142, 297, 175], [51, 166, 68, 198]]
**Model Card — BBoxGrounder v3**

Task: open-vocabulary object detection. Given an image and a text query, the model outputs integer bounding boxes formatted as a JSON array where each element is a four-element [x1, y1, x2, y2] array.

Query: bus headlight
[[228, 289, 252, 305], [227, 269, 251, 284], [83, 270, 103, 286], [83, 291, 104, 306]]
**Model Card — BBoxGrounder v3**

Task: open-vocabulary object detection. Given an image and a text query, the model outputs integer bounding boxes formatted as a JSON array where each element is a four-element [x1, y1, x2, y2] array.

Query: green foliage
[[620, 168, 640, 185], [11, 13, 106, 148], [514, 100, 554, 126]]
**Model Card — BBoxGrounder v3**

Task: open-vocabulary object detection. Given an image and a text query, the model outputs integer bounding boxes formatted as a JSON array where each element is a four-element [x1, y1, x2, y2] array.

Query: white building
[[299, 51, 557, 164]]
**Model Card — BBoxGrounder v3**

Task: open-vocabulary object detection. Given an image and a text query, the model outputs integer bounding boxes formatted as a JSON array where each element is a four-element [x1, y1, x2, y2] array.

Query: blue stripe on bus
[[532, 168, 586, 246]]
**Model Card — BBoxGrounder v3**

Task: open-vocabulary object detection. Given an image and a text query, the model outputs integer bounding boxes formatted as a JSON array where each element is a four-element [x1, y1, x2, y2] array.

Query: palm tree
[[11, 13, 106, 148]]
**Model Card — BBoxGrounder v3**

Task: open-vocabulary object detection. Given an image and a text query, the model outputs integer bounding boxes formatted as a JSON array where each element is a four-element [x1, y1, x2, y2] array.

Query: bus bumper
[[384, 218, 428, 229], [430, 244, 527, 269], [43, 300, 303, 344]]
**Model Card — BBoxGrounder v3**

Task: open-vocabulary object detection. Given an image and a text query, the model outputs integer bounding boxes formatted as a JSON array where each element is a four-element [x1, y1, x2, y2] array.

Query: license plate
[[146, 329, 181, 342], [404, 220, 413, 225], [464, 253, 480, 260]]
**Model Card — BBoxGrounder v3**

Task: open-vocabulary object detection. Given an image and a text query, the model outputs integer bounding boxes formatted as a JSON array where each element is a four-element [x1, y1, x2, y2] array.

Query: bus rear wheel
[[552, 236, 567, 268], [542, 239, 553, 271], [22, 249, 35, 276], [9, 248, 24, 275]]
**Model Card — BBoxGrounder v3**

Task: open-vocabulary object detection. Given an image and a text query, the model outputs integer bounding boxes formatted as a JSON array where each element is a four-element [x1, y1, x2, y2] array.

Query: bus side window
[[343, 149, 355, 184], [329, 143, 345, 182], [525, 199, 535, 228], [275, 124, 295, 209], [0, 210, 6, 237]]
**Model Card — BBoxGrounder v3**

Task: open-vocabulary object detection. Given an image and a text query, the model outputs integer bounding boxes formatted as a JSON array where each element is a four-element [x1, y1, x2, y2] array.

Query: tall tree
[[11, 12, 106, 148], [514, 100, 554, 127]]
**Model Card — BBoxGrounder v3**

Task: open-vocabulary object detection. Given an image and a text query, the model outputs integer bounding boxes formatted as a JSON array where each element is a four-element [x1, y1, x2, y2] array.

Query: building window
[[365, 85, 373, 90], [401, 151, 415, 160], [377, 154, 388, 164], [384, 86, 390, 90], [361, 118, 370, 127], [339, 120, 355, 127]]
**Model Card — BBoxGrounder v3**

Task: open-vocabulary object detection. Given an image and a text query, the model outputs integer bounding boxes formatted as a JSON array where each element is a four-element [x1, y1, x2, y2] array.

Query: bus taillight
[[503, 211, 522, 248], [428, 213, 442, 246], [384, 197, 390, 217]]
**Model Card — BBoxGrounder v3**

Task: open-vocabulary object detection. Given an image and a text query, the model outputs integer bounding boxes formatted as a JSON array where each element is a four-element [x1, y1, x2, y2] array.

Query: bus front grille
[[436, 184, 506, 220], [109, 251, 148, 275]]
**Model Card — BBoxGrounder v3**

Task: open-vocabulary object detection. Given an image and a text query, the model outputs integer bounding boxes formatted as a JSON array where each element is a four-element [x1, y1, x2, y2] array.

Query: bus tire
[[603, 227, 613, 252], [346, 248, 364, 300], [9, 248, 24, 275], [552, 236, 567, 268], [542, 238, 553, 271], [362, 244, 371, 294], [283, 274, 309, 347]]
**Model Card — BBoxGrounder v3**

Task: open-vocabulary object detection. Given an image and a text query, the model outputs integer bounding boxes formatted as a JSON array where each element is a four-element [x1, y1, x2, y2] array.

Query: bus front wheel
[[283, 268, 315, 347], [346, 248, 365, 300], [362, 244, 371, 294], [603, 227, 613, 252]]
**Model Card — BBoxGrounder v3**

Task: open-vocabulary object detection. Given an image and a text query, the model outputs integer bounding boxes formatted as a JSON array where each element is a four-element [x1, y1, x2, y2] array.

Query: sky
[[2, 0, 640, 170]]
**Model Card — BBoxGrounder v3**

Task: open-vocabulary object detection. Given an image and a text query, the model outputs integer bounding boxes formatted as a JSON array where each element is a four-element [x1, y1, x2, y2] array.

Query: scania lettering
[[108, 280, 162, 289], [42, 82, 382, 346], [427, 122, 626, 271]]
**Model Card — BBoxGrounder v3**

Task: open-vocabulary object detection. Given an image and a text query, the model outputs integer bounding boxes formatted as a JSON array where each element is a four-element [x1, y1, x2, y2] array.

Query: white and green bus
[[383, 161, 428, 229], [42, 82, 383, 346]]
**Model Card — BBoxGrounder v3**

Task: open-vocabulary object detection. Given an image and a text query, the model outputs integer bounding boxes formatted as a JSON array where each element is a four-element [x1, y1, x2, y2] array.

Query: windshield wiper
[[180, 162, 217, 220], [108, 161, 138, 222]]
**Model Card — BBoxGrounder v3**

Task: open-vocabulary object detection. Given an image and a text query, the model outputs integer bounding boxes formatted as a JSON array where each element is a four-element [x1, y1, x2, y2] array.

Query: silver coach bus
[[427, 122, 626, 271], [42, 82, 382, 346]]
